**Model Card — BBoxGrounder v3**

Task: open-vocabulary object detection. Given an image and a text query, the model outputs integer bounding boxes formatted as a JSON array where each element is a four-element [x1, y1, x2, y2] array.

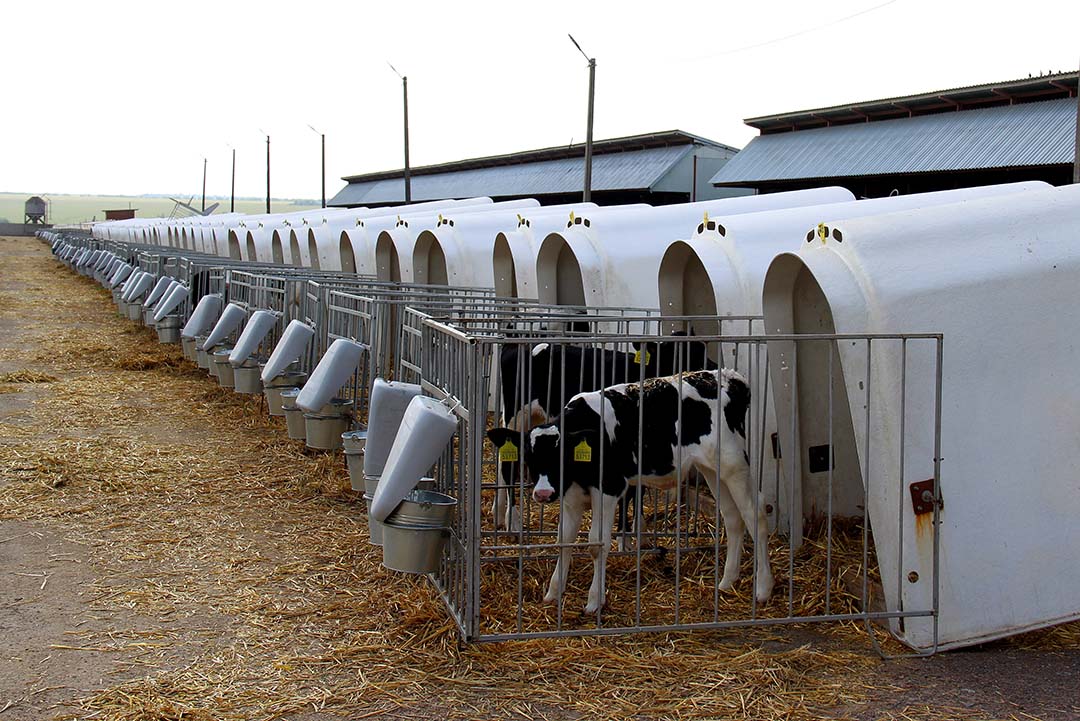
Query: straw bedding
[[0, 243, 1076, 720]]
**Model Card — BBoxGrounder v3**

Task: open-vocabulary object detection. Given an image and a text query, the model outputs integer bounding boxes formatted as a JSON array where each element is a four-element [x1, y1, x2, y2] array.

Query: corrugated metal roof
[[746, 72, 1078, 132], [331, 144, 692, 206], [711, 97, 1077, 186]]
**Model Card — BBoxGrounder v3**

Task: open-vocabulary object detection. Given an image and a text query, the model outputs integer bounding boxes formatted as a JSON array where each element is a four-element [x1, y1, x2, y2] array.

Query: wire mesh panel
[[407, 319, 944, 651]]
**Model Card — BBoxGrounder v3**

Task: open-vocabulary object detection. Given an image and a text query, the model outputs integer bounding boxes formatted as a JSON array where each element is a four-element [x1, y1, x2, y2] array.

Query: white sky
[[2, 0, 1078, 202]]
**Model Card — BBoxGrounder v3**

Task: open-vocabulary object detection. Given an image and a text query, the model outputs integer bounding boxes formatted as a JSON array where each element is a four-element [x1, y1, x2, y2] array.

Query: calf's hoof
[[755, 581, 774, 605], [505, 507, 522, 534]]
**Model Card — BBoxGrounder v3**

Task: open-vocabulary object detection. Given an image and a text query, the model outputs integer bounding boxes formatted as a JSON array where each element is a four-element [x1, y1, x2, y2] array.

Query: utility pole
[[569, 35, 596, 202], [201, 158, 207, 213], [265, 134, 271, 213], [403, 76, 411, 203], [230, 148, 236, 213], [1074, 59, 1080, 184], [389, 63, 412, 203], [309, 125, 326, 208]]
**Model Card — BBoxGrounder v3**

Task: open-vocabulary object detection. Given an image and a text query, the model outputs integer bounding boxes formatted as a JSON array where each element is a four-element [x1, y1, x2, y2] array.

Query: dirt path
[[1, 236, 1077, 720]]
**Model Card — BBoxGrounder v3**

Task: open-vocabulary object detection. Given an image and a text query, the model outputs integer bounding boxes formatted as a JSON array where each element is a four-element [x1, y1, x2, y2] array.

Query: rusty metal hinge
[[909, 478, 942, 516]]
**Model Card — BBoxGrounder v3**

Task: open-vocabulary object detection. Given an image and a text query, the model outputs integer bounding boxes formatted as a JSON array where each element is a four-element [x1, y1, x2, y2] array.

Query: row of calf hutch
[[57, 179, 1080, 653]]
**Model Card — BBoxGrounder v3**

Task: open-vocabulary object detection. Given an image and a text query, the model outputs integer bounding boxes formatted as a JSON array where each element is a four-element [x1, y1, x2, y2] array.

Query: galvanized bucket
[[263, 369, 308, 417], [345, 451, 364, 490], [343, 429, 369, 490], [126, 302, 143, 322], [317, 398, 354, 417], [384, 489, 455, 527], [381, 490, 457, 574], [281, 388, 306, 439], [117, 300, 130, 317], [156, 315, 181, 344], [207, 347, 231, 380], [303, 413, 350, 451], [181, 337, 197, 361], [233, 364, 263, 395], [197, 344, 212, 370], [213, 350, 235, 388], [342, 429, 368, 454], [363, 475, 383, 545], [143, 307, 156, 326]]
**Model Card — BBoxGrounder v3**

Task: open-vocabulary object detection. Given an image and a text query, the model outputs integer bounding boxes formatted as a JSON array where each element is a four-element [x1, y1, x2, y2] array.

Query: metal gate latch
[[909, 479, 942, 516]]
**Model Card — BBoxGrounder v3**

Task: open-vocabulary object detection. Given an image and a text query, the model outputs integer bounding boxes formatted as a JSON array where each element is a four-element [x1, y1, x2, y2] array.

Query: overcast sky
[[3, 0, 1078, 202]]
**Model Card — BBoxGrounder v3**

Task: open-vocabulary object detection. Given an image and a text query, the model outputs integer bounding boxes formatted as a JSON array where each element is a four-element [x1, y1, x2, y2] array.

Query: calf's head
[[488, 423, 601, 504], [523, 424, 564, 503], [486, 427, 527, 490]]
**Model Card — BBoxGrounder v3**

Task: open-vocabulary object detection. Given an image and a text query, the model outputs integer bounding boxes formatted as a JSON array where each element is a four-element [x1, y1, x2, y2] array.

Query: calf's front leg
[[544, 485, 586, 604], [723, 463, 774, 604], [585, 488, 619, 614]]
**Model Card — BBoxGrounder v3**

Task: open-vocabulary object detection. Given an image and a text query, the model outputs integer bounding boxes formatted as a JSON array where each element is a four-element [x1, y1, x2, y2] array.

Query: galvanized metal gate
[[411, 318, 944, 651]]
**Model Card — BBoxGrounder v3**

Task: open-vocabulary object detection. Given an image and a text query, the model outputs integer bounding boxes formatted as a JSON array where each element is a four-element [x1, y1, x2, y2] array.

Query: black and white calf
[[498, 368, 773, 613], [490, 333, 716, 532]]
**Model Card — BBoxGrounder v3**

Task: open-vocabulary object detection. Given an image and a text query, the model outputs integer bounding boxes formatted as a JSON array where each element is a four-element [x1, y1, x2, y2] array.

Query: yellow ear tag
[[498, 440, 518, 463], [573, 439, 592, 462], [633, 349, 651, 365], [817, 222, 828, 243]]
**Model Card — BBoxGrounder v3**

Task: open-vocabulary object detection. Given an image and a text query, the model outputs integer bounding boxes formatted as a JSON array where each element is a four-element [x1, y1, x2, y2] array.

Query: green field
[[0, 193, 320, 226]]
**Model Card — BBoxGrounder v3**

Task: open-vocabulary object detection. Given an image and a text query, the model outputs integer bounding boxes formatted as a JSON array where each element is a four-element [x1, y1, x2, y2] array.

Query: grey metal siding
[[710, 97, 1078, 185], [330, 144, 692, 206]]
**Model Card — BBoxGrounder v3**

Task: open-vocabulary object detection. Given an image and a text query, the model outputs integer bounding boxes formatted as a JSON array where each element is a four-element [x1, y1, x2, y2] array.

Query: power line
[[677, 0, 900, 62]]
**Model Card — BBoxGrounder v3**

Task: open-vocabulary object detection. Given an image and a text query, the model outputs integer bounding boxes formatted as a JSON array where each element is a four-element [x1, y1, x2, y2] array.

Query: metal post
[[691, 154, 698, 202], [321, 133, 327, 209], [1074, 63, 1080, 184], [569, 35, 595, 203], [584, 57, 595, 202], [266, 135, 271, 214], [201, 158, 207, 213], [230, 148, 236, 213], [403, 76, 412, 204]]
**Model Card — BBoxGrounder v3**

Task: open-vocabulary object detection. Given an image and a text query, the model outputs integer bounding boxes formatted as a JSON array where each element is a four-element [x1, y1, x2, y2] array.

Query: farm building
[[711, 71, 1080, 196], [103, 208, 138, 220], [329, 130, 751, 208]]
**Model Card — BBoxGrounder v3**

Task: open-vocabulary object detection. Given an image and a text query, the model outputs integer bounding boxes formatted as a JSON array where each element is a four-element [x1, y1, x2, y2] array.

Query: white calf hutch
[[535, 187, 854, 309], [375, 199, 540, 284], [491, 203, 605, 299], [657, 182, 1053, 534], [412, 203, 596, 289], [329, 198, 489, 274], [761, 183, 1080, 651]]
